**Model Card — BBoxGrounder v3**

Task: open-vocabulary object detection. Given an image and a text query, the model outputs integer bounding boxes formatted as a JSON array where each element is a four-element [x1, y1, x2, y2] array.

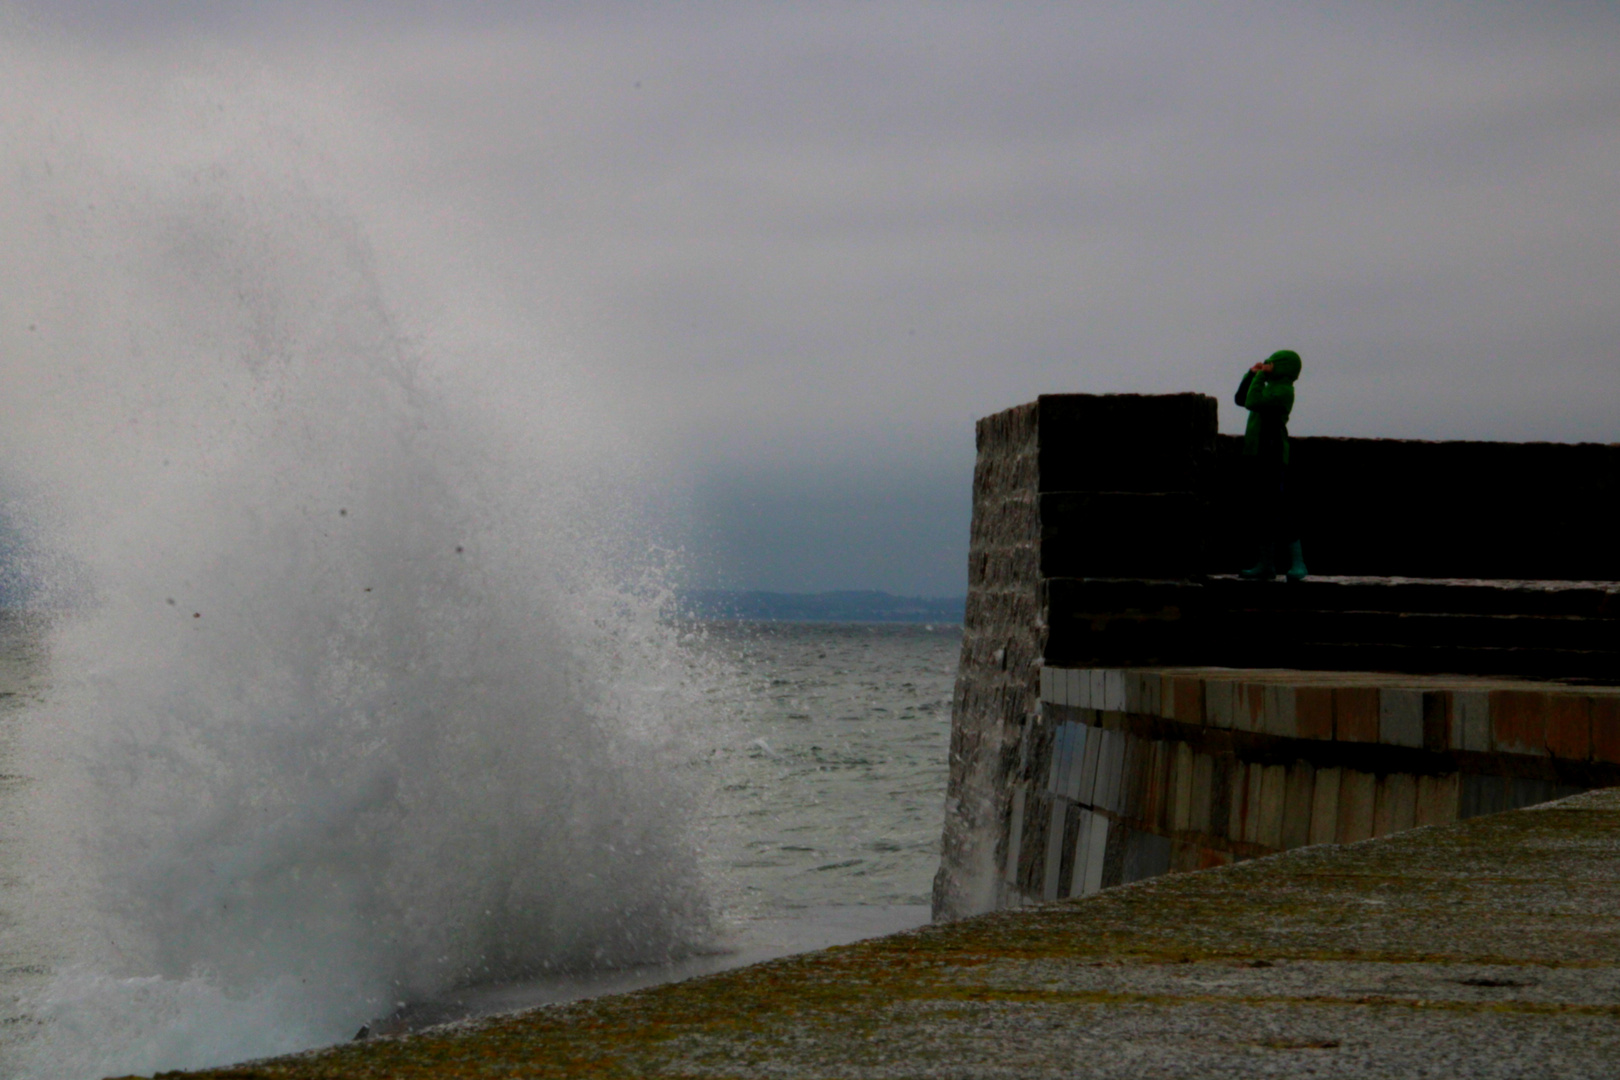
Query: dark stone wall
[[1210, 435, 1620, 580], [1038, 394, 1217, 581]]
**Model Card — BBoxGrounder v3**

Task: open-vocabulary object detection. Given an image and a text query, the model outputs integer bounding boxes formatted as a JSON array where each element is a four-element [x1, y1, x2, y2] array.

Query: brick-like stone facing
[[988, 666, 1620, 907]]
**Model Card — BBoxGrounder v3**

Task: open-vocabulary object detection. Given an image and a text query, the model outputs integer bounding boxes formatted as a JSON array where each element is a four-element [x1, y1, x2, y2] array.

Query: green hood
[[1266, 349, 1301, 383]]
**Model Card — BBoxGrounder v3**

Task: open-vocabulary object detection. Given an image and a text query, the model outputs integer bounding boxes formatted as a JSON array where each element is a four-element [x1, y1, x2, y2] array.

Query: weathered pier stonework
[[1014, 666, 1620, 907], [934, 393, 1619, 920]]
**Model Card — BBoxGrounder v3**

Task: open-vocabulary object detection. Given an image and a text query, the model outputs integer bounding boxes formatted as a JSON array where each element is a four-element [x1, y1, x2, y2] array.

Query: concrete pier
[[935, 394, 1619, 920], [175, 787, 1620, 1078]]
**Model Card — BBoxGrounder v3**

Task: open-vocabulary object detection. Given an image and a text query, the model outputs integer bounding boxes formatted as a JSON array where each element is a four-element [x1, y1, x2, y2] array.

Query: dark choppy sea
[[691, 621, 958, 915]]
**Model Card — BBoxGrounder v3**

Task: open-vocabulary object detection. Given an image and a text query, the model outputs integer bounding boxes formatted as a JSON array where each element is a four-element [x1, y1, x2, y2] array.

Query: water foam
[[0, 26, 712, 1077]]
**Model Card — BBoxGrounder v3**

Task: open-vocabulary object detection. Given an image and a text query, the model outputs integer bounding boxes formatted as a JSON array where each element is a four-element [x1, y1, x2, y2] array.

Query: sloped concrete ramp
[[178, 789, 1620, 1079]]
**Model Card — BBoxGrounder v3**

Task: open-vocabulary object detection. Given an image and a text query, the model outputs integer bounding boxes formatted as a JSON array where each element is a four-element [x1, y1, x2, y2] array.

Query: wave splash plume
[[0, 26, 709, 1078]]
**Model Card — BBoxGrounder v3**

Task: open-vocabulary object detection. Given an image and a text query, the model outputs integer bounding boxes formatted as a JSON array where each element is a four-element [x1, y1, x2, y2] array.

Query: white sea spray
[[0, 24, 715, 1078]]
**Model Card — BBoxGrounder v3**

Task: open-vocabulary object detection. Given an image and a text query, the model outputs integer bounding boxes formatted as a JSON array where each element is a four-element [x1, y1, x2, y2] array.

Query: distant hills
[[675, 589, 965, 624]]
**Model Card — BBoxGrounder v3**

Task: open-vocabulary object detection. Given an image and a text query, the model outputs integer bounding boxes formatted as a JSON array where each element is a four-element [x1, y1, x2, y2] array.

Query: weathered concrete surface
[[172, 788, 1620, 1079]]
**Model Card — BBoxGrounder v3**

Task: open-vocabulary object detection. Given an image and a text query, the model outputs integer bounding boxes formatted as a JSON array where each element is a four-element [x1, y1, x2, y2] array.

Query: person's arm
[[1235, 370, 1255, 408]]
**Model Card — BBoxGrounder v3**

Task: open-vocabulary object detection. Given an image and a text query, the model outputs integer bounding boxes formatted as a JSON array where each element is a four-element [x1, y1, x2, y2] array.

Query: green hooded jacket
[[1238, 350, 1302, 461]]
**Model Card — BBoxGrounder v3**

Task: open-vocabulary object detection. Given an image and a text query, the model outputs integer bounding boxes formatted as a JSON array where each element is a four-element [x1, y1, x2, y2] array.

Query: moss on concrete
[[162, 789, 1620, 1079]]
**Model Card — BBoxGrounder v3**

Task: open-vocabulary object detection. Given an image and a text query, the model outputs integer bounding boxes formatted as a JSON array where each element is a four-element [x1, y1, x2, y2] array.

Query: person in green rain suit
[[1235, 349, 1307, 581]]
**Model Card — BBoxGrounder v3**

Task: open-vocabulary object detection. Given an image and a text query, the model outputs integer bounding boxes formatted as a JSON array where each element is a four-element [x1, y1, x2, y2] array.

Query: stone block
[[1065, 722, 1091, 800], [1460, 774, 1507, 819], [1119, 734, 1147, 820], [1049, 722, 1075, 799], [1042, 799, 1069, 900], [1491, 690, 1549, 756], [1506, 776, 1555, 810], [1170, 742, 1195, 832], [1242, 762, 1265, 845], [1257, 763, 1287, 849], [1142, 672, 1163, 717], [1107, 729, 1129, 811], [1295, 686, 1334, 741], [1380, 689, 1425, 748], [1242, 684, 1268, 733], [1153, 740, 1177, 830], [1226, 757, 1250, 841], [1090, 669, 1107, 710], [1004, 784, 1027, 886], [1205, 680, 1239, 729], [1281, 761, 1315, 850], [1141, 741, 1166, 827], [1593, 697, 1620, 765], [1103, 669, 1127, 712], [1415, 773, 1460, 827], [1169, 675, 1205, 725], [1048, 722, 1070, 795], [1124, 670, 1164, 717], [1263, 685, 1297, 738], [1309, 767, 1341, 845], [1040, 665, 1060, 705], [1069, 667, 1095, 709], [1188, 753, 1215, 835], [1089, 729, 1115, 811], [1454, 691, 1491, 752], [1123, 671, 1145, 714], [1081, 813, 1110, 894], [1169, 841, 1201, 874], [1336, 770, 1377, 844], [1544, 694, 1591, 761], [1077, 726, 1102, 804], [1373, 773, 1417, 837], [1068, 808, 1094, 898], [1335, 688, 1380, 743], [1049, 722, 1070, 797], [1422, 691, 1452, 752], [1120, 829, 1173, 885]]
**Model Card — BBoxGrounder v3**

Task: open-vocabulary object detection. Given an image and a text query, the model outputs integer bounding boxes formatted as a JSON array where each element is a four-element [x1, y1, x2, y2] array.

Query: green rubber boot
[[1284, 540, 1308, 582], [1239, 550, 1276, 581]]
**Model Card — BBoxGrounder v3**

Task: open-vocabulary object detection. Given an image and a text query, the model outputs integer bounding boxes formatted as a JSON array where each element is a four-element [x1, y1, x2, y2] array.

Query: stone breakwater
[[936, 393, 1619, 920], [170, 787, 1620, 1079]]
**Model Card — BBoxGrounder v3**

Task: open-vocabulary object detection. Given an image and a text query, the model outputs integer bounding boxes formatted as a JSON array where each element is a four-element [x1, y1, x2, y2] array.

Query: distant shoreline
[[673, 589, 964, 624]]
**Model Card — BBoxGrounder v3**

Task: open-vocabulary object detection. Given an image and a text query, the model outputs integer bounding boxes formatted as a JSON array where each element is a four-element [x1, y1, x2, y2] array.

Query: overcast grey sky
[[10, 3, 1620, 596]]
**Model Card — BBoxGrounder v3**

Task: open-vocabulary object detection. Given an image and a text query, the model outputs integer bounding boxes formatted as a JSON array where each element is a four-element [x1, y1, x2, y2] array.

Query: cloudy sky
[[10, 2, 1620, 596]]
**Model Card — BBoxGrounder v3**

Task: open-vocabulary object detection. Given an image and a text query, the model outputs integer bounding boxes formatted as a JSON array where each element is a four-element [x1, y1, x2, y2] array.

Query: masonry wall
[[937, 392, 1619, 919], [932, 403, 1042, 920], [1210, 435, 1620, 580], [1004, 667, 1620, 905]]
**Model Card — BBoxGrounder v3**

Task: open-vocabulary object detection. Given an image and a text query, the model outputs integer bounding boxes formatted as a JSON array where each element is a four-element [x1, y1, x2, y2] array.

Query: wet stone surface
[[176, 788, 1620, 1079]]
